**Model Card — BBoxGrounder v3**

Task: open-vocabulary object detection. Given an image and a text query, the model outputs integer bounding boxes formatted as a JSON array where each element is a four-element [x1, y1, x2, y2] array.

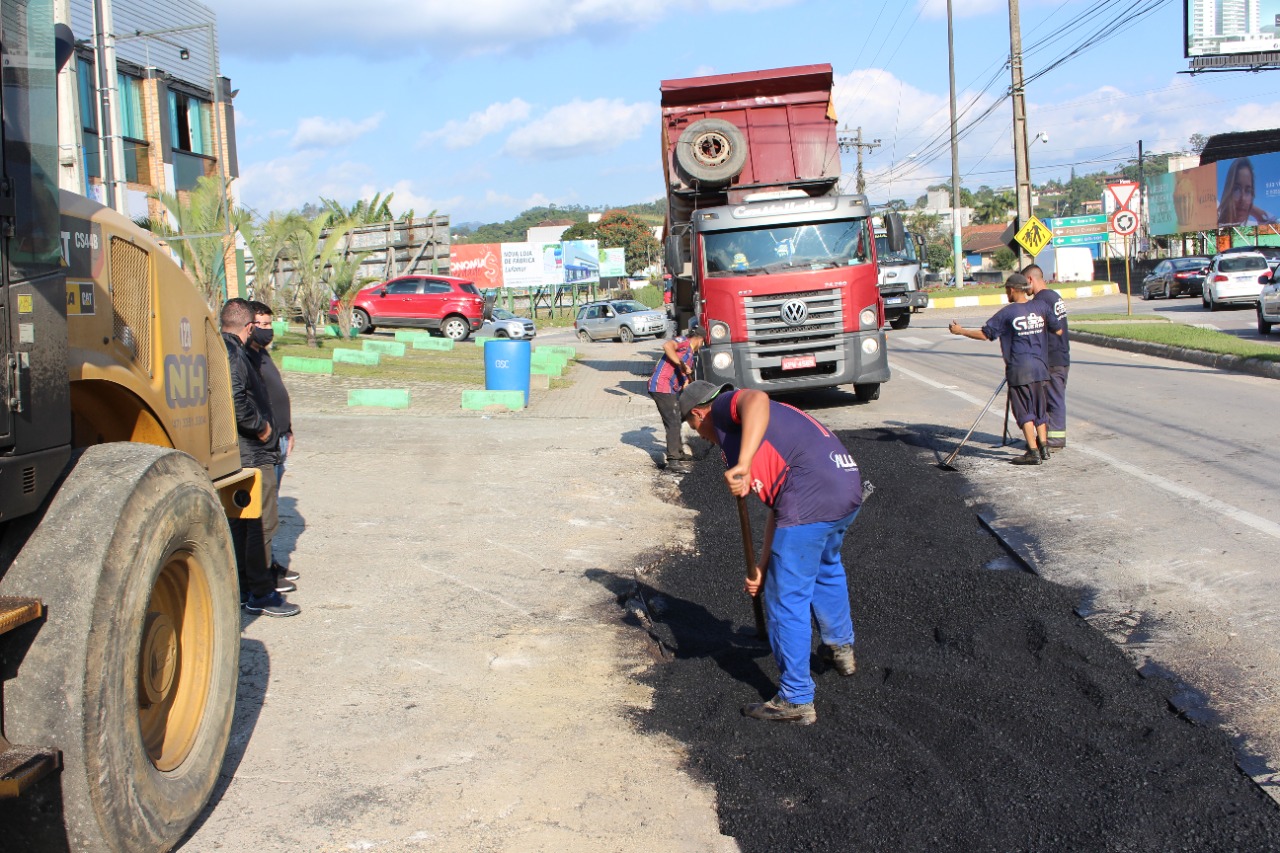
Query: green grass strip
[[348, 389, 410, 409], [281, 356, 334, 374], [1074, 322, 1280, 362], [1072, 312, 1170, 322]]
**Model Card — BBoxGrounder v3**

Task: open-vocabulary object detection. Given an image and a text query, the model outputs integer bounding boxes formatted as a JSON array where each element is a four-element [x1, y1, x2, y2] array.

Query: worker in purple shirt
[[1024, 264, 1070, 448], [948, 272, 1064, 466], [648, 330, 704, 473]]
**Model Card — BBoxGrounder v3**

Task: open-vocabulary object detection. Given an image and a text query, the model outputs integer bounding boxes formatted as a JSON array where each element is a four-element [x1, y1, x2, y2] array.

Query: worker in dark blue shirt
[[1024, 264, 1070, 449], [948, 273, 1063, 466]]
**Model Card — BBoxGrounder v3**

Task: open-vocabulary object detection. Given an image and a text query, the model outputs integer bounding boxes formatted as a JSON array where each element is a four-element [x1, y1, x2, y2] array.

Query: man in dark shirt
[[680, 381, 863, 725], [948, 273, 1063, 465], [248, 301, 300, 590], [221, 298, 299, 617], [1024, 264, 1070, 449], [648, 330, 703, 473]]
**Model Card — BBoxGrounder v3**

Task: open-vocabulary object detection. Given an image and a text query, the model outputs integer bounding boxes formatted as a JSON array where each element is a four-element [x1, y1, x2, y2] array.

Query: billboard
[[501, 242, 544, 289], [449, 243, 503, 288], [562, 240, 600, 284], [1216, 151, 1280, 226], [1186, 0, 1280, 60], [599, 247, 627, 278]]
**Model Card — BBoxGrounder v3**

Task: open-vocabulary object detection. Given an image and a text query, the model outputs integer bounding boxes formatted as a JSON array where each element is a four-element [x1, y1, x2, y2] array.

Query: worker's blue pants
[[765, 509, 859, 705]]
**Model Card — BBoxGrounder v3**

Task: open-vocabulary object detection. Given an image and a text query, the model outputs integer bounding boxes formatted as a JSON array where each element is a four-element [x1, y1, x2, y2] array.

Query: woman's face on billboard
[[1225, 163, 1255, 222]]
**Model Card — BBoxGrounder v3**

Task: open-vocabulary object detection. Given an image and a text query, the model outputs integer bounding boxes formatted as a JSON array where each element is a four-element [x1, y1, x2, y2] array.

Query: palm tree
[[284, 211, 354, 347], [326, 251, 374, 339], [243, 211, 299, 310], [146, 176, 248, 311], [973, 192, 1015, 225]]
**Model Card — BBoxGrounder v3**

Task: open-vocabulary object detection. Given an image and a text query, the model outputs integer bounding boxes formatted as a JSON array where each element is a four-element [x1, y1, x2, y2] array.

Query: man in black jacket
[[222, 298, 299, 617], [248, 301, 300, 590]]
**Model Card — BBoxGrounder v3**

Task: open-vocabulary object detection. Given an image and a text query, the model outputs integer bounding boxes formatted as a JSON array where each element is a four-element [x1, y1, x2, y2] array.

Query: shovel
[[736, 496, 767, 640]]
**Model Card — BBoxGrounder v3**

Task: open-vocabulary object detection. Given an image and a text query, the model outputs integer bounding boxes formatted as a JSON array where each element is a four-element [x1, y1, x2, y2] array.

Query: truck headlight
[[862, 337, 879, 355], [709, 320, 730, 341], [712, 351, 733, 370], [859, 308, 877, 329]]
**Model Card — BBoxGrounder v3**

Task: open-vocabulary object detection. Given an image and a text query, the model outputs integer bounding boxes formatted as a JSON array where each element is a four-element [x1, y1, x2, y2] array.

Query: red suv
[[333, 275, 486, 340]]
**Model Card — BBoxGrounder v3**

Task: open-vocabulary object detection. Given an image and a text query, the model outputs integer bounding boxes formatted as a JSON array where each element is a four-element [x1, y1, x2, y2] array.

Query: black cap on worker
[[1004, 272, 1030, 292], [679, 380, 734, 420]]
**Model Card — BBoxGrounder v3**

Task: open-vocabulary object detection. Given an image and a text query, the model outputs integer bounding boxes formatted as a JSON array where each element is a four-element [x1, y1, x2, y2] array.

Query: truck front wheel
[[854, 383, 881, 402], [0, 444, 240, 852], [888, 314, 911, 330]]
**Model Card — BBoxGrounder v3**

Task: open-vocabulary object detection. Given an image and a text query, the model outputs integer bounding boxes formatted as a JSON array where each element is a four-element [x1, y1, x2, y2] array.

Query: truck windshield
[[703, 219, 870, 277], [875, 234, 918, 265]]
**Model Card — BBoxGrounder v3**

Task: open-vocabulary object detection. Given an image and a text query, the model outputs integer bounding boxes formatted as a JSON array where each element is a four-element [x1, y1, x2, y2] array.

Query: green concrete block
[[348, 388, 410, 409], [394, 330, 428, 342], [531, 352, 568, 368], [473, 335, 497, 346], [362, 340, 407, 357], [272, 320, 288, 336], [530, 362, 563, 376], [536, 345, 576, 360], [281, 356, 334, 374], [413, 337, 455, 351], [333, 348, 381, 366], [324, 324, 340, 337], [461, 389, 525, 411]]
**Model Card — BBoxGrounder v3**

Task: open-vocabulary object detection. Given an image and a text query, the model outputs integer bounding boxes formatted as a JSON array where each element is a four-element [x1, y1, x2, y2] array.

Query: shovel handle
[[737, 496, 767, 640]]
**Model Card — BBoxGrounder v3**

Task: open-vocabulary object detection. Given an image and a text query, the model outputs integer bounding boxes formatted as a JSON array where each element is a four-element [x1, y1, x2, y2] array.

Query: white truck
[[1034, 244, 1094, 284]]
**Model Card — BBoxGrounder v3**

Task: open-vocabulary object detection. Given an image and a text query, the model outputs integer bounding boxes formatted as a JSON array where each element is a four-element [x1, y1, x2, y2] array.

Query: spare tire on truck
[[0, 443, 240, 852], [675, 118, 748, 187]]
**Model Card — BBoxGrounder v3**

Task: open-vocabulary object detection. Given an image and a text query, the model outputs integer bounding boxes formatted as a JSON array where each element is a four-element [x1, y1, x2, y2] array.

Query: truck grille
[[743, 289, 843, 348]]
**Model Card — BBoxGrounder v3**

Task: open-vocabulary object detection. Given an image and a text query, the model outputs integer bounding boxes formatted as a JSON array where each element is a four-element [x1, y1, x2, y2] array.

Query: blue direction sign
[[1047, 214, 1108, 246]]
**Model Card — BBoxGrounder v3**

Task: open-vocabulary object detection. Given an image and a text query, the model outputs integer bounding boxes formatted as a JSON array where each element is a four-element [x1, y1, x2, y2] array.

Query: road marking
[[897, 364, 1280, 542], [893, 336, 930, 347], [1193, 323, 1220, 330]]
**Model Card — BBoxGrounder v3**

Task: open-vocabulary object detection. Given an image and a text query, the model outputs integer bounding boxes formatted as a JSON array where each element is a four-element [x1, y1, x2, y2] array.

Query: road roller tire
[[0, 443, 239, 852]]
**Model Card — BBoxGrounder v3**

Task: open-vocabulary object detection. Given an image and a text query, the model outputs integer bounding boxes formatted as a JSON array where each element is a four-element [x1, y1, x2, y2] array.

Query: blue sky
[[205, 0, 1280, 225]]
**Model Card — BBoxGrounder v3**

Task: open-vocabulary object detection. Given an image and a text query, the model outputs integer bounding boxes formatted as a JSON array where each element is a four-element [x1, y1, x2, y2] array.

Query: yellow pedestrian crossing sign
[[1014, 216, 1053, 256]]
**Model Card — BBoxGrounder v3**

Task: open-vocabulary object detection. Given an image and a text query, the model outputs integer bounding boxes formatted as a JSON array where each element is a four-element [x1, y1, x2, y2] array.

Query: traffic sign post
[[1111, 208, 1138, 236], [1047, 213, 1108, 246]]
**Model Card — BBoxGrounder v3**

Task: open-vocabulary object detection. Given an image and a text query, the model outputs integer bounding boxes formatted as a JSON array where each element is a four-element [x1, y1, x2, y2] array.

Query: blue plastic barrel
[[484, 339, 532, 406]]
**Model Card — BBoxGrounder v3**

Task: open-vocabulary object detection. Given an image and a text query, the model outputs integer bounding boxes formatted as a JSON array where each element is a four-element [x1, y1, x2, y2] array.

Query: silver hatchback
[[574, 300, 669, 343]]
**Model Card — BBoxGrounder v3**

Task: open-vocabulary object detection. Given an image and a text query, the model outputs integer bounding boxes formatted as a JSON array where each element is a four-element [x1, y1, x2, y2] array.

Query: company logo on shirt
[[1053, 301, 1067, 320], [829, 451, 858, 472], [1012, 313, 1046, 335]]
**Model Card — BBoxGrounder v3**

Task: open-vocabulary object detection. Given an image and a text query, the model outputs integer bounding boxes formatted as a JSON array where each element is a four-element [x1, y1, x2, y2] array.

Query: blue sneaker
[[244, 591, 300, 617]]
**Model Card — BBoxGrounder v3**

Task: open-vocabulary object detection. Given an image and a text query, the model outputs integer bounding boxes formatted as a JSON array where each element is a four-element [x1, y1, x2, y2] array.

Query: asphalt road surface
[[636, 431, 1280, 851]]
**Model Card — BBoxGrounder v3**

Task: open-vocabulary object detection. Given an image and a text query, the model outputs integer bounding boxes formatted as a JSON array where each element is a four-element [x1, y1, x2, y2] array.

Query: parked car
[[330, 275, 486, 339], [1203, 253, 1271, 311], [574, 300, 668, 342], [1140, 257, 1209, 300], [1258, 273, 1280, 334], [479, 307, 537, 340]]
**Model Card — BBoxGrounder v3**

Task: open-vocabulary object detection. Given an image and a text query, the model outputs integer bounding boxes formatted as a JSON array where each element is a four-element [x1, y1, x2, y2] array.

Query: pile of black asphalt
[[631, 428, 1280, 852]]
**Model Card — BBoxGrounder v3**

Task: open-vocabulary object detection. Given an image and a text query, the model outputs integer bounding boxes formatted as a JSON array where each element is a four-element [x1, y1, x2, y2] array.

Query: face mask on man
[[251, 326, 274, 347]]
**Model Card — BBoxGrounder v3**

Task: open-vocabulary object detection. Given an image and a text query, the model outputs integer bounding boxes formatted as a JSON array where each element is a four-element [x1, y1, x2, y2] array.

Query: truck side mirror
[[665, 234, 685, 276], [884, 212, 906, 254]]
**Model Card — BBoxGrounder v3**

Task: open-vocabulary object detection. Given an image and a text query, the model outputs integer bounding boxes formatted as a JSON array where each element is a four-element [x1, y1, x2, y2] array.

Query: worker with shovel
[[680, 381, 863, 726], [948, 272, 1063, 466]]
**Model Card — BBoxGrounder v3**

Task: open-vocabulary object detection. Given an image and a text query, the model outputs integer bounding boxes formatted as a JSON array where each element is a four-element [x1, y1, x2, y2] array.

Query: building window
[[168, 90, 210, 156], [117, 73, 144, 139], [77, 57, 96, 132]]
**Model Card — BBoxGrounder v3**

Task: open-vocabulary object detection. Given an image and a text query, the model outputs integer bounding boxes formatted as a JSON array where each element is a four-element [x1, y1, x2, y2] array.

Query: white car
[[1203, 252, 1270, 311], [478, 307, 537, 339], [1258, 275, 1280, 334]]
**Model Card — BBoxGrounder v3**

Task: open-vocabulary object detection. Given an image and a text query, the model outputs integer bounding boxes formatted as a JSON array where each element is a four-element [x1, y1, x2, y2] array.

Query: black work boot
[[743, 695, 817, 725], [1010, 449, 1042, 466], [1039, 444, 1051, 461], [820, 643, 857, 676]]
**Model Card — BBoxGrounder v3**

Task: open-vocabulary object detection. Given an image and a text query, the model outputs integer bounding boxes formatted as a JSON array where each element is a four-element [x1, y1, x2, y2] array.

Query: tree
[[146, 175, 248, 311], [243, 211, 298, 310], [326, 250, 374, 340], [973, 192, 1015, 225], [993, 246, 1017, 271], [561, 211, 661, 276], [281, 211, 354, 347], [1189, 133, 1209, 155]]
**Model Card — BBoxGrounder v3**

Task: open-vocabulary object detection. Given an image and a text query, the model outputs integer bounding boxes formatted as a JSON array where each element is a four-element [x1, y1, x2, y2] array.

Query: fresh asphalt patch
[[629, 429, 1280, 852]]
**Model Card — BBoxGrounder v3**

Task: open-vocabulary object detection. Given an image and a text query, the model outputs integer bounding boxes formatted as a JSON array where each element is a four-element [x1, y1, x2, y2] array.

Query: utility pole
[[1137, 139, 1145, 257], [1008, 0, 1032, 267], [947, 0, 964, 288], [839, 126, 881, 196], [93, 0, 126, 214]]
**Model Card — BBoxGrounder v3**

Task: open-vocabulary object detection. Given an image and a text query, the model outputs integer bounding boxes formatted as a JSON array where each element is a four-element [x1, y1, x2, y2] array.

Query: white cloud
[[420, 99, 532, 149], [291, 113, 385, 150], [503, 98, 655, 160]]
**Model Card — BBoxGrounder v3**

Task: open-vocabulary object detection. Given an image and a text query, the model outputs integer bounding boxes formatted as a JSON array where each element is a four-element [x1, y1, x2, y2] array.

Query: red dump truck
[[661, 64, 902, 401]]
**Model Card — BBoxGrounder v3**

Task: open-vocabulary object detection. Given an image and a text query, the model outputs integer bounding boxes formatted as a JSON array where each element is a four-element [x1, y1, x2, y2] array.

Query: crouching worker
[[679, 380, 863, 725]]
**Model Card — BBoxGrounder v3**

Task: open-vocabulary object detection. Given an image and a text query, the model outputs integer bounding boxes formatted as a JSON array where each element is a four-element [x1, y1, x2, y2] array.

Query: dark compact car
[[330, 275, 487, 340], [1140, 257, 1209, 300]]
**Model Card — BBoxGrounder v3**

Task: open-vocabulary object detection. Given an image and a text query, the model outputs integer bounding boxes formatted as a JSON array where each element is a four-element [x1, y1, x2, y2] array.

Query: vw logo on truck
[[781, 299, 809, 326]]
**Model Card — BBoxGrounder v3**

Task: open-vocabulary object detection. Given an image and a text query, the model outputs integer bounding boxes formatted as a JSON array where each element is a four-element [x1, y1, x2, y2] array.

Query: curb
[[928, 283, 1119, 309], [1070, 330, 1280, 381]]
